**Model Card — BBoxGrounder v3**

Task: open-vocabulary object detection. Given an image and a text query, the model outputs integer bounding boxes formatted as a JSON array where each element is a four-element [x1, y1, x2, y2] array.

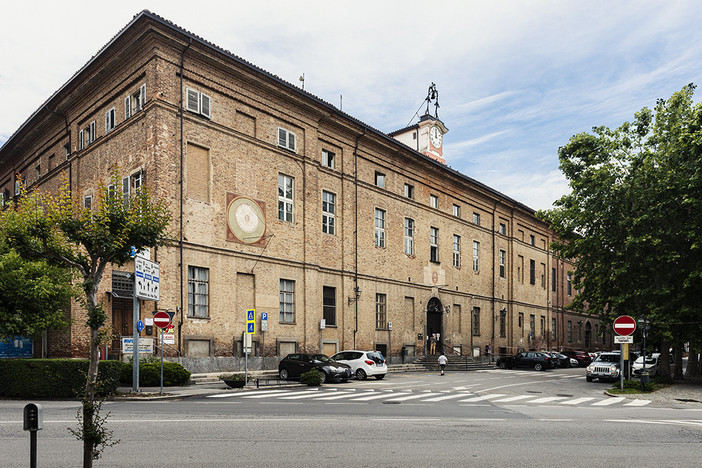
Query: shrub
[[219, 373, 245, 381], [614, 379, 653, 392], [120, 360, 191, 386], [300, 369, 323, 386], [0, 359, 122, 398]]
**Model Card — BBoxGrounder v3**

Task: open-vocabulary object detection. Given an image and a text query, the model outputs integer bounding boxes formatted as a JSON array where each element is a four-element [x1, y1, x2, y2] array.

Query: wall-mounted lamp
[[348, 287, 362, 305]]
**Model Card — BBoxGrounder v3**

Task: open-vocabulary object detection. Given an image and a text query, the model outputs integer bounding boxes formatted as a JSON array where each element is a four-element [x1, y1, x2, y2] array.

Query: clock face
[[430, 126, 443, 148], [227, 196, 265, 243]]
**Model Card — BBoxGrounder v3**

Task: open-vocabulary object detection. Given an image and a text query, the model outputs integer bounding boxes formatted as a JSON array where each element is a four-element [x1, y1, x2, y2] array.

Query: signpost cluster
[[613, 315, 636, 390], [132, 252, 161, 393]]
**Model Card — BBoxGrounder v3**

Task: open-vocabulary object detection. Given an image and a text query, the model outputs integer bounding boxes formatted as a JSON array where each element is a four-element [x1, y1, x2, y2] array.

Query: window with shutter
[[186, 88, 200, 113], [277, 128, 296, 152], [125, 96, 131, 119], [122, 176, 130, 207], [200, 93, 211, 118]]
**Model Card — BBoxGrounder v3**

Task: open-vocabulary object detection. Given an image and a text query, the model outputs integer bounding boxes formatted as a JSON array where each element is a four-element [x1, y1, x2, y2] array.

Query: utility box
[[23, 403, 43, 431]]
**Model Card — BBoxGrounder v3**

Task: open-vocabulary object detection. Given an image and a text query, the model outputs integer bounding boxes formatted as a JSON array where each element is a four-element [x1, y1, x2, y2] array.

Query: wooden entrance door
[[112, 298, 132, 353]]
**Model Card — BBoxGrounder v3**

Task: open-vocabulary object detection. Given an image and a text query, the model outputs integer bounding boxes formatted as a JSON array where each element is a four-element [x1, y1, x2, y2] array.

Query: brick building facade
[[0, 11, 611, 369]]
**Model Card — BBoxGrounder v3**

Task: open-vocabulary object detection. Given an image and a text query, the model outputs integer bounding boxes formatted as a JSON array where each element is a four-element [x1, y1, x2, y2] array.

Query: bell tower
[[389, 83, 448, 164]]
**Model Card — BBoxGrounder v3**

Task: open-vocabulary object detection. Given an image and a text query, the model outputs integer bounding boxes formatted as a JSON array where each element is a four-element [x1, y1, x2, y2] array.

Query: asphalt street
[[2, 368, 701, 467]]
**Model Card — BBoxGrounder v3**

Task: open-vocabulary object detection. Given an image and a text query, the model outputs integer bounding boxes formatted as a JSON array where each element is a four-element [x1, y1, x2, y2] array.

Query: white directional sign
[[135, 257, 160, 301]]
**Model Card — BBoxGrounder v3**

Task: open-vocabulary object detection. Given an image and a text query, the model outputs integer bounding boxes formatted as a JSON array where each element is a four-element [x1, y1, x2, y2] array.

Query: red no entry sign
[[153, 311, 171, 329], [613, 315, 637, 336]]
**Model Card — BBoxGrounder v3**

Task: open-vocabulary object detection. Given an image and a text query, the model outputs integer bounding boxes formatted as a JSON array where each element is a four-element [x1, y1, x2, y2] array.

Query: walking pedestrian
[[438, 353, 447, 375]]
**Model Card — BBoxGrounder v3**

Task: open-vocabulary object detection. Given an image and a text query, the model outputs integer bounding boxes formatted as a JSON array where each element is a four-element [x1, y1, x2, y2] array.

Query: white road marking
[[313, 392, 357, 400], [421, 393, 474, 402], [560, 397, 595, 405], [458, 394, 506, 402], [278, 390, 323, 400], [350, 392, 410, 401], [527, 396, 567, 404], [493, 395, 534, 403], [239, 390, 293, 398], [624, 399, 652, 406], [592, 397, 626, 406], [386, 393, 436, 402]]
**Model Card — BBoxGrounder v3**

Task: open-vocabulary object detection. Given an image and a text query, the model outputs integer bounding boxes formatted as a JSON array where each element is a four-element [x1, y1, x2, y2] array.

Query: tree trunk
[[82, 288, 101, 467], [660, 342, 672, 378], [685, 347, 699, 378]]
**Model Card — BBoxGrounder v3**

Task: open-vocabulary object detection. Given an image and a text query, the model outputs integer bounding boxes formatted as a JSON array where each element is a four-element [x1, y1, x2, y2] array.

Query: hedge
[[0, 359, 123, 398], [119, 361, 191, 387]]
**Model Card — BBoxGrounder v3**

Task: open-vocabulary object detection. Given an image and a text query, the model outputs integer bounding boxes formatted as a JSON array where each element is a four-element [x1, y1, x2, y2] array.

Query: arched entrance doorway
[[426, 297, 443, 355], [585, 322, 592, 349]]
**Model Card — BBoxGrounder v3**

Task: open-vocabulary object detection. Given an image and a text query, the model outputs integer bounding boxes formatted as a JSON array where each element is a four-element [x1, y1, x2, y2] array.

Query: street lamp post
[[638, 318, 651, 391]]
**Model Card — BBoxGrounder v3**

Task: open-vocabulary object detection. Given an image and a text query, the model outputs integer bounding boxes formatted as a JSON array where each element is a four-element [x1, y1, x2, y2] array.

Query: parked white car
[[331, 350, 387, 380], [632, 353, 673, 378]]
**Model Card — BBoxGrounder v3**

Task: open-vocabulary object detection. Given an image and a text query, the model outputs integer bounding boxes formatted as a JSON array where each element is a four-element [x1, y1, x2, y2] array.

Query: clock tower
[[388, 83, 448, 164]]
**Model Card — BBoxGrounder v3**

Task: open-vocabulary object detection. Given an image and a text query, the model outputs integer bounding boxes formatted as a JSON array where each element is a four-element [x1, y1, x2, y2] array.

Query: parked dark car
[[561, 350, 592, 367], [549, 352, 572, 368], [278, 353, 352, 383], [496, 351, 554, 371]]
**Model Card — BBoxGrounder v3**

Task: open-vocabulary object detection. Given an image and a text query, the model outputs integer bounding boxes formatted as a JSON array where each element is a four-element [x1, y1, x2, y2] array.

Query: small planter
[[224, 379, 246, 388]]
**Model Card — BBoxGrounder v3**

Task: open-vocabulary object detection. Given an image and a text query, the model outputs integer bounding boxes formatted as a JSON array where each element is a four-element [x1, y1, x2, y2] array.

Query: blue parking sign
[[261, 312, 268, 321]]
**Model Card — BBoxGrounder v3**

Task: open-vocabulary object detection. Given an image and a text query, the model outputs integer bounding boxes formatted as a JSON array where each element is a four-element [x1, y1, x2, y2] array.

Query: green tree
[[539, 84, 702, 379], [0, 172, 171, 466], [0, 244, 76, 340]]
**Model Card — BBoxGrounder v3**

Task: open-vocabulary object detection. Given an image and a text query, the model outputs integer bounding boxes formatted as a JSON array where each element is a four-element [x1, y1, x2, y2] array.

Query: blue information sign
[[247, 309, 255, 321], [247, 322, 255, 334], [137, 320, 144, 332]]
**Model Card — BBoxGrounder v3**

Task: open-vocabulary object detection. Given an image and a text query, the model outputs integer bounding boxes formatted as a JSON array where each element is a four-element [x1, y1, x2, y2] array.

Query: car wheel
[[356, 369, 367, 380], [499, 362, 507, 369], [374, 374, 385, 380], [586, 375, 593, 382], [279, 368, 289, 380], [534, 363, 544, 371]]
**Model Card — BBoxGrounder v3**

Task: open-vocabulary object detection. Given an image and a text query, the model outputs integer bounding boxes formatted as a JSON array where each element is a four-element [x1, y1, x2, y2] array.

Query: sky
[[2, 0, 702, 211]]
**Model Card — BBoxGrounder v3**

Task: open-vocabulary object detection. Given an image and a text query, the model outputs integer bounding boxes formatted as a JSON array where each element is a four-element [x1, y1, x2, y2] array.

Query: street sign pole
[[132, 295, 140, 392]]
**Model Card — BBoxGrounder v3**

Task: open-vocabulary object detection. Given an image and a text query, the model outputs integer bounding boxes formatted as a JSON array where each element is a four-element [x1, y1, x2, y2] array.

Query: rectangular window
[[404, 218, 414, 255], [404, 183, 414, 199], [132, 170, 144, 193], [453, 235, 461, 268], [567, 320, 573, 342], [122, 176, 130, 208], [540, 316, 545, 338], [530, 234, 535, 246], [322, 190, 335, 235], [105, 107, 116, 133], [472, 212, 481, 226], [323, 286, 336, 327], [79, 120, 96, 150], [472, 241, 480, 271], [517, 255, 524, 283], [321, 149, 335, 169], [35, 165, 41, 181], [278, 174, 294, 222], [430, 194, 439, 209], [430, 227, 439, 262], [64, 143, 70, 159], [375, 293, 387, 330], [499, 223, 506, 235], [185, 87, 211, 118], [499, 250, 506, 278], [567, 273, 573, 296], [83, 195, 92, 210], [541, 263, 546, 288], [551, 318, 556, 341], [530, 314, 536, 341], [374, 171, 385, 188], [530, 259, 536, 285], [280, 279, 295, 323], [188, 266, 209, 318], [453, 204, 461, 218], [125, 95, 132, 119], [519, 312, 524, 336], [277, 127, 297, 152], [552, 268, 556, 292], [500, 309, 506, 338], [374, 208, 386, 248], [472, 307, 480, 336]]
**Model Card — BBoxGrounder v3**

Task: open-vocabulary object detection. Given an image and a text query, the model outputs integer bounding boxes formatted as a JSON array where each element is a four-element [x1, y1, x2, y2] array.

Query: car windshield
[[596, 354, 620, 363], [635, 356, 657, 365], [311, 354, 333, 363]]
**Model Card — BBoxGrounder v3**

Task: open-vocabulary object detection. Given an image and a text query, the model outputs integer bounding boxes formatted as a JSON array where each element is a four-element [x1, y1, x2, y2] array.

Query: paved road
[[2, 368, 700, 467]]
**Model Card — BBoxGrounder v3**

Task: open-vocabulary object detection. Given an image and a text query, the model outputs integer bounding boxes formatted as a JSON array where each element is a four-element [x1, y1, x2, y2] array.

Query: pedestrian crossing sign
[[247, 309, 255, 321], [247, 322, 255, 334]]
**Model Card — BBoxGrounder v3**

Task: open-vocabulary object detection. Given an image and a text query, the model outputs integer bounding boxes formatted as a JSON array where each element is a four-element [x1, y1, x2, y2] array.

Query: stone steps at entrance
[[414, 354, 495, 372]]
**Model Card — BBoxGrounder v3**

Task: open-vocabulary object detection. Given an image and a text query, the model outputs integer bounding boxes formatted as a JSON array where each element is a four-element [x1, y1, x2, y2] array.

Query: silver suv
[[586, 352, 621, 382]]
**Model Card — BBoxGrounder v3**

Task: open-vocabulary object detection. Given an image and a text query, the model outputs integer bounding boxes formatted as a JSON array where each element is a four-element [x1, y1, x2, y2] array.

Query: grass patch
[[608, 379, 668, 395]]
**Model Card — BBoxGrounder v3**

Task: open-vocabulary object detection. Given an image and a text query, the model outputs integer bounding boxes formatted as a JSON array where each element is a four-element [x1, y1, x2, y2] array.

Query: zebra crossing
[[207, 387, 652, 407]]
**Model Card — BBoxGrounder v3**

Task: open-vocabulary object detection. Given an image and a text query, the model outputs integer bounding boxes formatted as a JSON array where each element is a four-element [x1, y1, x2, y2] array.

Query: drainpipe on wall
[[491, 198, 502, 350], [352, 128, 366, 349], [46, 106, 72, 194], [178, 39, 192, 357]]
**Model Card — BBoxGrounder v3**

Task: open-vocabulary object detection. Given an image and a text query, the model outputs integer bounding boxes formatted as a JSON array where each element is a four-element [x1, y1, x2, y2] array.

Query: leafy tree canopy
[[539, 84, 702, 350]]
